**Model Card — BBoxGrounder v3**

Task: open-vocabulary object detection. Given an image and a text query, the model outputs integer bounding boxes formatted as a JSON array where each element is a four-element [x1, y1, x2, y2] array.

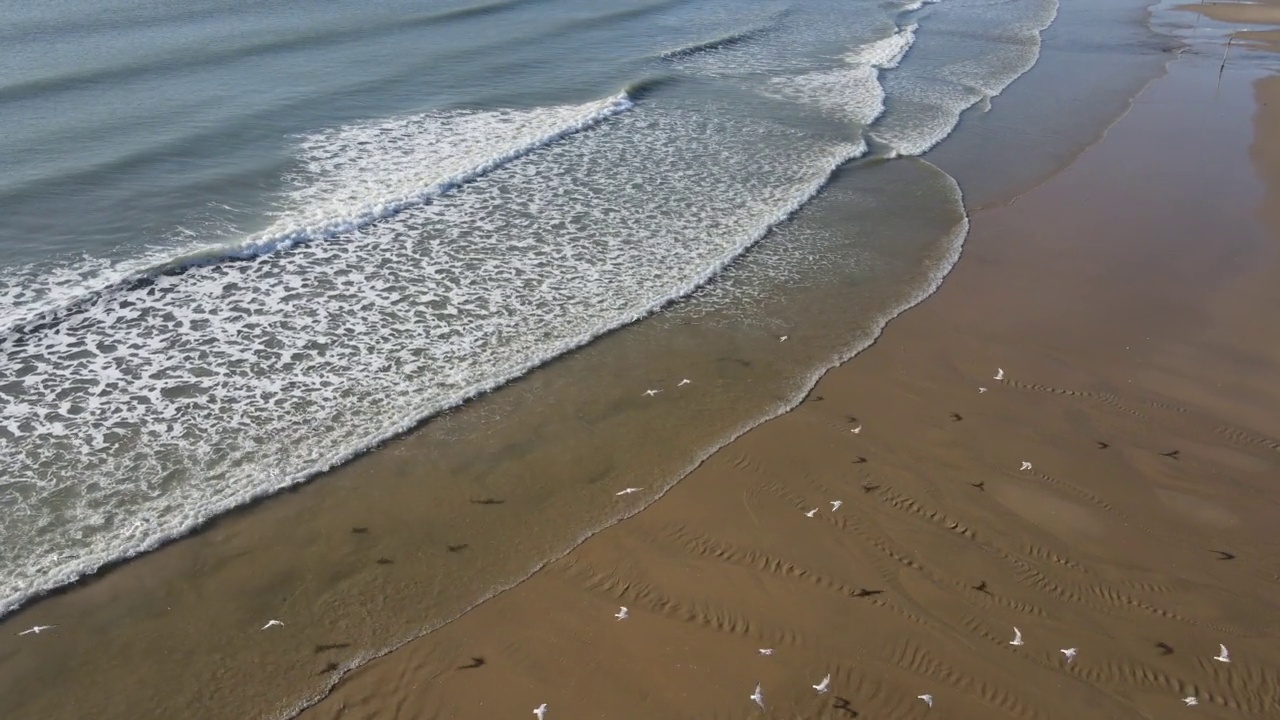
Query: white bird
[[643, 389, 661, 397], [1183, 696, 1198, 706], [615, 487, 642, 496], [917, 693, 934, 708], [677, 379, 691, 386], [17, 625, 55, 636], [1213, 644, 1230, 663], [614, 606, 628, 620], [850, 426, 862, 434], [750, 683, 765, 709], [261, 619, 284, 630], [978, 387, 988, 393], [758, 648, 774, 656], [779, 336, 788, 342], [812, 674, 831, 694], [1020, 461, 1033, 471], [533, 703, 547, 719], [994, 368, 1005, 380], [830, 500, 843, 511], [1061, 647, 1078, 663], [1010, 627, 1024, 646], [805, 508, 819, 518]]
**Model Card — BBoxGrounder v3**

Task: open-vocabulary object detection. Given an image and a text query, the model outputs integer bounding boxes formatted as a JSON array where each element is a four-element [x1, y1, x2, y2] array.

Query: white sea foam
[[0, 93, 633, 339], [870, 0, 1060, 156], [764, 23, 917, 125]]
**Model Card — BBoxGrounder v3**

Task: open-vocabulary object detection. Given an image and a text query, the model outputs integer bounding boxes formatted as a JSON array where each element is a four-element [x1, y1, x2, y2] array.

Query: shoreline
[[291, 20, 1280, 720], [0, 4, 1234, 720]]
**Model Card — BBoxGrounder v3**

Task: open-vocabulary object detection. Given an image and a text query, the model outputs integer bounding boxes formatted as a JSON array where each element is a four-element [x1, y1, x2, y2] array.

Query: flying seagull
[[615, 487, 642, 496], [805, 508, 819, 518], [978, 387, 988, 393], [1182, 696, 1198, 706], [994, 368, 1004, 380], [1061, 647, 1078, 663], [917, 693, 934, 708], [779, 336, 788, 342], [1020, 461, 1033, 471], [533, 703, 547, 720], [750, 683, 765, 709], [758, 648, 774, 656], [614, 606, 628, 621], [17, 625, 55, 636], [850, 426, 862, 434], [677, 379, 691, 386], [643, 389, 661, 397], [261, 620, 284, 630], [1213, 644, 1230, 663], [830, 500, 843, 511], [1010, 627, 1024, 646], [813, 674, 831, 694]]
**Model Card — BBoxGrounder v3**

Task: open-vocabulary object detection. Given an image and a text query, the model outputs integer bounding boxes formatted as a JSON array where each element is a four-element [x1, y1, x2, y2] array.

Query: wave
[[763, 23, 917, 127], [0, 92, 634, 339], [0, 0, 543, 105], [869, 0, 1060, 157], [660, 26, 773, 60]]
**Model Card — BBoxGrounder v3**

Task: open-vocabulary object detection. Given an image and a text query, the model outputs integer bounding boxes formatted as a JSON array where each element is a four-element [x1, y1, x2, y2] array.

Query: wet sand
[[292, 30, 1280, 720]]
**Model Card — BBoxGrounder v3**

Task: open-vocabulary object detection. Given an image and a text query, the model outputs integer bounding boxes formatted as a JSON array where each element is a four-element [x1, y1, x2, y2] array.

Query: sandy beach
[[290, 21, 1280, 720], [3, 5, 1279, 720]]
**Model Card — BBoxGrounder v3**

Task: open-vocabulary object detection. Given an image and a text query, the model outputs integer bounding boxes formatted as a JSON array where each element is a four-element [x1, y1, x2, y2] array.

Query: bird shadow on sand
[[832, 696, 859, 717], [457, 656, 486, 670]]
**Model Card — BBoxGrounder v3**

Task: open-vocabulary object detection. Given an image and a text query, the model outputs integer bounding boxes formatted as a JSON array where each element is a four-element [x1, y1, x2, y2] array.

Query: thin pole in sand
[[1217, 34, 1236, 93]]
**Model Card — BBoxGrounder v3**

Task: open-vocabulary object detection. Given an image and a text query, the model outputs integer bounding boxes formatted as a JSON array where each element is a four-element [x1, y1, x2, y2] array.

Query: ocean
[[0, 0, 1065, 622]]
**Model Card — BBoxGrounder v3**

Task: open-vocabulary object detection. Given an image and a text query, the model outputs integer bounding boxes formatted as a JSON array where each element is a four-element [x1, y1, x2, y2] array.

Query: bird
[[677, 379, 691, 386], [262, 620, 284, 630], [643, 389, 661, 396], [978, 387, 988, 393], [614, 606, 629, 620], [830, 500, 843, 511], [1213, 644, 1230, 663], [917, 693, 934, 708], [994, 368, 1004, 380], [615, 487, 642, 496], [1020, 461, 1033, 471], [1010, 627, 1024, 646], [779, 336, 788, 342], [813, 674, 831, 694], [805, 508, 819, 518], [850, 426, 862, 434], [1061, 647, 1078, 663], [17, 625, 55, 636], [750, 683, 765, 709], [1182, 696, 1198, 706], [533, 703, 548, 719], [758, 648, 774, 656]]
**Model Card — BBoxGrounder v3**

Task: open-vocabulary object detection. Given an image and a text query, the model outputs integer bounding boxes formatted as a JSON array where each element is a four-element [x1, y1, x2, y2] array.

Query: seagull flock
[[516, 367, 1234, 717], [9, 366, 1238, 718]]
